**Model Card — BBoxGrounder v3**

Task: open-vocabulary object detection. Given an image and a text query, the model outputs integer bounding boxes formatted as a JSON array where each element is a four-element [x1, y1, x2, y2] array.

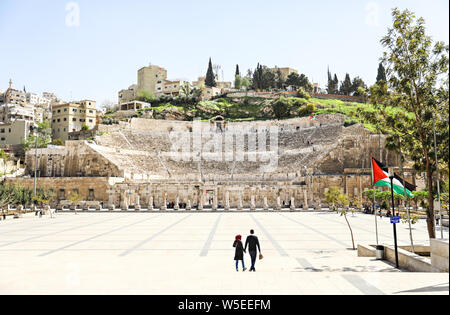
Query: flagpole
[[371, 155, 379, 245], [399, 136, 415, 253]]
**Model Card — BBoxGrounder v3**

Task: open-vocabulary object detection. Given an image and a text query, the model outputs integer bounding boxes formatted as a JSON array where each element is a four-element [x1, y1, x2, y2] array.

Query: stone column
[[225, 191, 230, 211], [276, 196, 282, 211], [198, 189, 204, 211], [187, 200, 192, 211], [161, 193, 167, 211], [212, 189, 218, 211], [303, 190, 308, 211], [263, 197, 269, 211], [135, 193, 141, 211], [238, 193, 243, 211], [107, 189, 115, 211], [120, 190, 129, 211], [250, 195, 256, 211], [148, 196, 154, 211], [290, 197, 296, 211], [174, 195, 180, 211]]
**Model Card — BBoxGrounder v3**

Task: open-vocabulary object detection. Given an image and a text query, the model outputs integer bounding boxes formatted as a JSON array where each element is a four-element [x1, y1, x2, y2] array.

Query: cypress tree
[[333, 74, 339, 94], [376, 63, 387, 83], [327, 67, 333, 94], [235, 65, 240, 77], [205, 58, 216, 87], [340, 73, 353, 95]]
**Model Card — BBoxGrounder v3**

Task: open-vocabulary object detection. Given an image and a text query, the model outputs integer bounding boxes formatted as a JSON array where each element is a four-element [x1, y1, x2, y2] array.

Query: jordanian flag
[[371, 157, 416, 197]]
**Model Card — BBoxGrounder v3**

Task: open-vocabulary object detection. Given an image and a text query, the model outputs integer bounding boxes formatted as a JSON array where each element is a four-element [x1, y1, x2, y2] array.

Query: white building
[[26, 93, 51, 106]]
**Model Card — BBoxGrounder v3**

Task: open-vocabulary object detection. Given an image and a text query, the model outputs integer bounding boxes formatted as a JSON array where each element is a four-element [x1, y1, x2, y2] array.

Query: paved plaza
[[0, 211, 448, 295]]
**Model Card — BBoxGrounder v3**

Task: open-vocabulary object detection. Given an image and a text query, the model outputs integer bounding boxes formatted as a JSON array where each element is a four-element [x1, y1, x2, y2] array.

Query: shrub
[[271, 97, 293, 119], [297, 103, 316, 117], [297, 87, 311, 99]]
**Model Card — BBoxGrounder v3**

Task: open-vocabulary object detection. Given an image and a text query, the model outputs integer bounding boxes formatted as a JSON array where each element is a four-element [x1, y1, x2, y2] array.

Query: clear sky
[[0, 0, 448, 106]]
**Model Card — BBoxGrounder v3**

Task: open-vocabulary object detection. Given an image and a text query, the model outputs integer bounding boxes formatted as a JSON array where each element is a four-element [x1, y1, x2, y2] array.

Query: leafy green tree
[[325, 187, 355, 249], [274, 69, 285, 89], [351, 77, 368, 96], [360, 8, 449, 238], [234, 75, 242, 90], [287, 73, 313, 92], [81, 125, 90, 131], [241, 77, 251, 92], [441, 180, 449, 216], [21, 122, 52, 151], [69, 191, 83, 215], [205, 58, 217, 88], [286, 73, 300, 87]]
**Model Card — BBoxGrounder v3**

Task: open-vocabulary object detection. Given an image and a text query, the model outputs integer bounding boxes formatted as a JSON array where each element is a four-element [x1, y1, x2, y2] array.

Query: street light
[[33, 125, 38, 197], [389, 167, 399, 269]]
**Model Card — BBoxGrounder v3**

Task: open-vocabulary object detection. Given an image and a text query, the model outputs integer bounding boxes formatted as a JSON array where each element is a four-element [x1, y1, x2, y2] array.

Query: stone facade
[[10, 114, 421, 209]]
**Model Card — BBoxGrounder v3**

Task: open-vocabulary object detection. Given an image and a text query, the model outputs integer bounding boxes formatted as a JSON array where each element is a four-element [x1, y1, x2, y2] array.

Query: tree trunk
[[344, 213, 356, 250], [425, 157, 436, 239]]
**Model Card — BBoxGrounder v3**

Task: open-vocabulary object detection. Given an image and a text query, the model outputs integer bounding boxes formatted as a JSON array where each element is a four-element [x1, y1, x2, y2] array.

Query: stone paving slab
[[0, 212, 448, 295]]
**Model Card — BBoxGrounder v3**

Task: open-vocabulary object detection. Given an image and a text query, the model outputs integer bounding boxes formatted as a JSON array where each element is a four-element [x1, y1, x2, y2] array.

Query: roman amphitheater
[[8, 114, 418, 211]]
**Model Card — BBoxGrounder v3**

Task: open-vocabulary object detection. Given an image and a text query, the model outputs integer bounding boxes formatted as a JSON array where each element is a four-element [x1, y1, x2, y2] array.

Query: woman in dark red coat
[[233, 235, 247, 272]]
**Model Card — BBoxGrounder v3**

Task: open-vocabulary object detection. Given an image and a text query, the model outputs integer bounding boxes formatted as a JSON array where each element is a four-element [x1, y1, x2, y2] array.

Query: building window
[[88, 189, 95, 198], [59, 189, 65, 199], [73, 118, 76, 122], [89, 119, 93, 123]]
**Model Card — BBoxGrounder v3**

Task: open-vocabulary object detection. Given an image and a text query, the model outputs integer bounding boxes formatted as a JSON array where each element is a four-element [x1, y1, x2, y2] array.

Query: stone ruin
[[17, 114, 419, 210]]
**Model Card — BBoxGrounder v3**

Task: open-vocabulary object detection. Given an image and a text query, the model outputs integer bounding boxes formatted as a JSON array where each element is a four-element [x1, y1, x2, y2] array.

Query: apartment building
[[51, 100, 97, 142], [0, 120, 34, 146], [26, 93, 51, 106], [118, 84, 137, 104], [0, 103, 36, 123], [137, 64, 168, 95]]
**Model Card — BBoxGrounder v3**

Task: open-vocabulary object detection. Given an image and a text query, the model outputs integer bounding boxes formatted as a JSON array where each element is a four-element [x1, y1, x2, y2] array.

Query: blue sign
[[390, 216, 400, 224]]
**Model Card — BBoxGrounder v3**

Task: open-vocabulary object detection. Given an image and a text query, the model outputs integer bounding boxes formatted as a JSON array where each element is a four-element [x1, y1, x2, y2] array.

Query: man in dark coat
[[245, 230, 261, 272]]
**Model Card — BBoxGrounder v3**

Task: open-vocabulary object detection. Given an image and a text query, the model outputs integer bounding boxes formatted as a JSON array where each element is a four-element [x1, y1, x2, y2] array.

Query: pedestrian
[[233, 235, 247, 272], [245, 230, 262, 272]]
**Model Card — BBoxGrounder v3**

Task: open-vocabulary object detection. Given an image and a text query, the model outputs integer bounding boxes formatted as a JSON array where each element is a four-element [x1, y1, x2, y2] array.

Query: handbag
[[259, 254, 264, 260]]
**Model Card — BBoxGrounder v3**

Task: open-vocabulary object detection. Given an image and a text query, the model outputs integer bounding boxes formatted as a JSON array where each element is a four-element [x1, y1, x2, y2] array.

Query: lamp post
[[33, 126, 38, 197], [389, 168, 399, 269]]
